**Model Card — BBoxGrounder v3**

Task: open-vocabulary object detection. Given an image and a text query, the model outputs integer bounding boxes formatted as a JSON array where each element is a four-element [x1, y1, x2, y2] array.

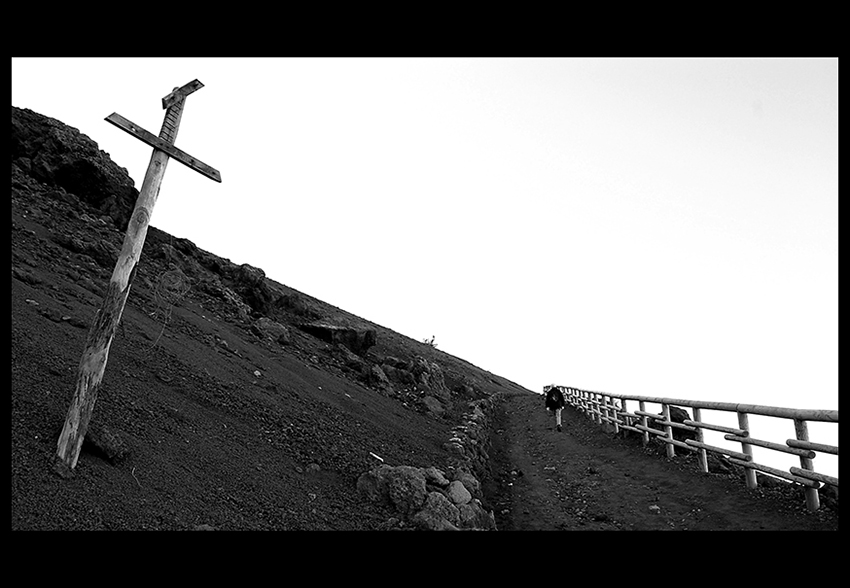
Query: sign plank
[[105, 112, 221, 183]]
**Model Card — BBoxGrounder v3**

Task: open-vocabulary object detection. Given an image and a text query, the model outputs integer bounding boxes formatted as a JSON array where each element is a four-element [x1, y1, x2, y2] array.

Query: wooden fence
[[550, 386, 838, 511]]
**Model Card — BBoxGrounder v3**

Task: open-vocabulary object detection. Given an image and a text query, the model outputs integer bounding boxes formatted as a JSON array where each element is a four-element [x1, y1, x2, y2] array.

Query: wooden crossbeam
[[105, 112, 221, 182]]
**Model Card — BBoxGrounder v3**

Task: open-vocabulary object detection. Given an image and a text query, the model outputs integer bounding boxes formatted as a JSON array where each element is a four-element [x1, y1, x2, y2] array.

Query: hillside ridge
[[16, 105, 831, 531], [11, 105, 531, 530]]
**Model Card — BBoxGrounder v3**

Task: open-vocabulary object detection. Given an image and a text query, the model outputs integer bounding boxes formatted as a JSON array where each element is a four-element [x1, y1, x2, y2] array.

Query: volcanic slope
[[11, 105, 528, 531], [11, 106, 838, 531]]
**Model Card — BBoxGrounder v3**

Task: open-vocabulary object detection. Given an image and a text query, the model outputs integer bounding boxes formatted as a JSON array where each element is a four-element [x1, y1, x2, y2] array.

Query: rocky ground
[[11, 106, 838, 531]]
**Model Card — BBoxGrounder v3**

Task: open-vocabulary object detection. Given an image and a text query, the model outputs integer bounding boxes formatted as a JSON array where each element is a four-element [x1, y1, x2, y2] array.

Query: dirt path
[[484, 392, 838, 531]]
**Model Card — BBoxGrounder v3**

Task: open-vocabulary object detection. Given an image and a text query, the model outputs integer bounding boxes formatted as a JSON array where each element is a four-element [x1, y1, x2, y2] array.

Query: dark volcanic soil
[[10, 130, 528, 530]]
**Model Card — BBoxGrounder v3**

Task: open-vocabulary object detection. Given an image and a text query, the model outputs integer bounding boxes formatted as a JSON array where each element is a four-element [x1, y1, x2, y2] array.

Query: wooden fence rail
[[550, 386, 838, 511]]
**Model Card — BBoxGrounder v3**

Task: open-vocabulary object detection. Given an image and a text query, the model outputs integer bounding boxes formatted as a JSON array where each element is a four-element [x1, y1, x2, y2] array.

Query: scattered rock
[[412, 491, 460, 530], [458, 498, 497, 530], [335, 344, 366, 371], [420, 395, 445, 416], [453, 469, 481, 498], [83, 422, 129, 464], [422, 466, 450, 488], [233, 264, 277, 316], [367, 365, 393, 394], [357, 464, 427, 516], [13, 267, 42, 285], [386, 466, 428, 516], [409, 356, 450, 400], [63, 315, 89, 329], [447, 480, 472, 505], [38, 306, 65, 323]]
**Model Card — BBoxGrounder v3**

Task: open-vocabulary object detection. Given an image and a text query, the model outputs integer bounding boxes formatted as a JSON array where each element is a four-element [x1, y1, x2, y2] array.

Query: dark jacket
[[545, 387, 566, 410]]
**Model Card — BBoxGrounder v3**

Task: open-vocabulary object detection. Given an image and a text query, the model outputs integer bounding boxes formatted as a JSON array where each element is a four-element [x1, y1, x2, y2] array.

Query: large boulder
[[251, 317, 290, 345], [420, 395, 445, 416], [298, 322, 376, 356], [660, 406, 699, 442], [12, 106, 139, 231], [422, 466, 451, 488], [409, 356, 451, 400], [411, 491, 460, 530], [447, 480, 472, 505], [385, 466, 428, 516], [232, 264, 276, 316], [355, 465, 390, 503], [356, 464, 427, 517], [367, 365, 393, 394], [380, 359, 417, 387], [457, 498, 497, 530], [452, 469, 482, 498]]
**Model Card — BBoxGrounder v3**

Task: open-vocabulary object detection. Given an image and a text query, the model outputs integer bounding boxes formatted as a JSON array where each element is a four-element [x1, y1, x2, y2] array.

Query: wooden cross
[[54, 80, 221, 477]]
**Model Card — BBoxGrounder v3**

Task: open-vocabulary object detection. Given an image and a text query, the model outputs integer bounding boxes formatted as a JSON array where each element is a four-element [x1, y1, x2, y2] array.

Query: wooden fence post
[[793, 419, 821, 511], [596, 393, 603, 425], [602, 395, 609, 428], [611, 397, 620, 434], [737, 412, 757, 489], [639, 401, 649, 446], [662, 404, 675, 458], [620, 399, 628, 432], [692, 406, 709, 473]]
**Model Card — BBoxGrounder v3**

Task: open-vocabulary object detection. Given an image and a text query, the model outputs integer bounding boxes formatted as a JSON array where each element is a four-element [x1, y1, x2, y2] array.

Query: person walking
[[544, 385, 566, 432]]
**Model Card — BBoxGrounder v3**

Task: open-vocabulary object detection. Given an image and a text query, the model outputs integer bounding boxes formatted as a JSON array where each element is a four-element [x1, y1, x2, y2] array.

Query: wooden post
[[662, 404, 675, 458], [639, 401, 649, 446], [737, 412, 757, 489], [793, 418, 821, 511], [595, 393, 603, 425], [692, 406, 709, 473], [615, 397, 621, 433], [54, 80, 220, 476], [601, 394, 608, 427], [620, 398, 628, 431]]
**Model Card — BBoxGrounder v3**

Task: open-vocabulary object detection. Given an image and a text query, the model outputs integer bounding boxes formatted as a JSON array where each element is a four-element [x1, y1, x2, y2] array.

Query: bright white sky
[[12, 58, 838, 475]]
